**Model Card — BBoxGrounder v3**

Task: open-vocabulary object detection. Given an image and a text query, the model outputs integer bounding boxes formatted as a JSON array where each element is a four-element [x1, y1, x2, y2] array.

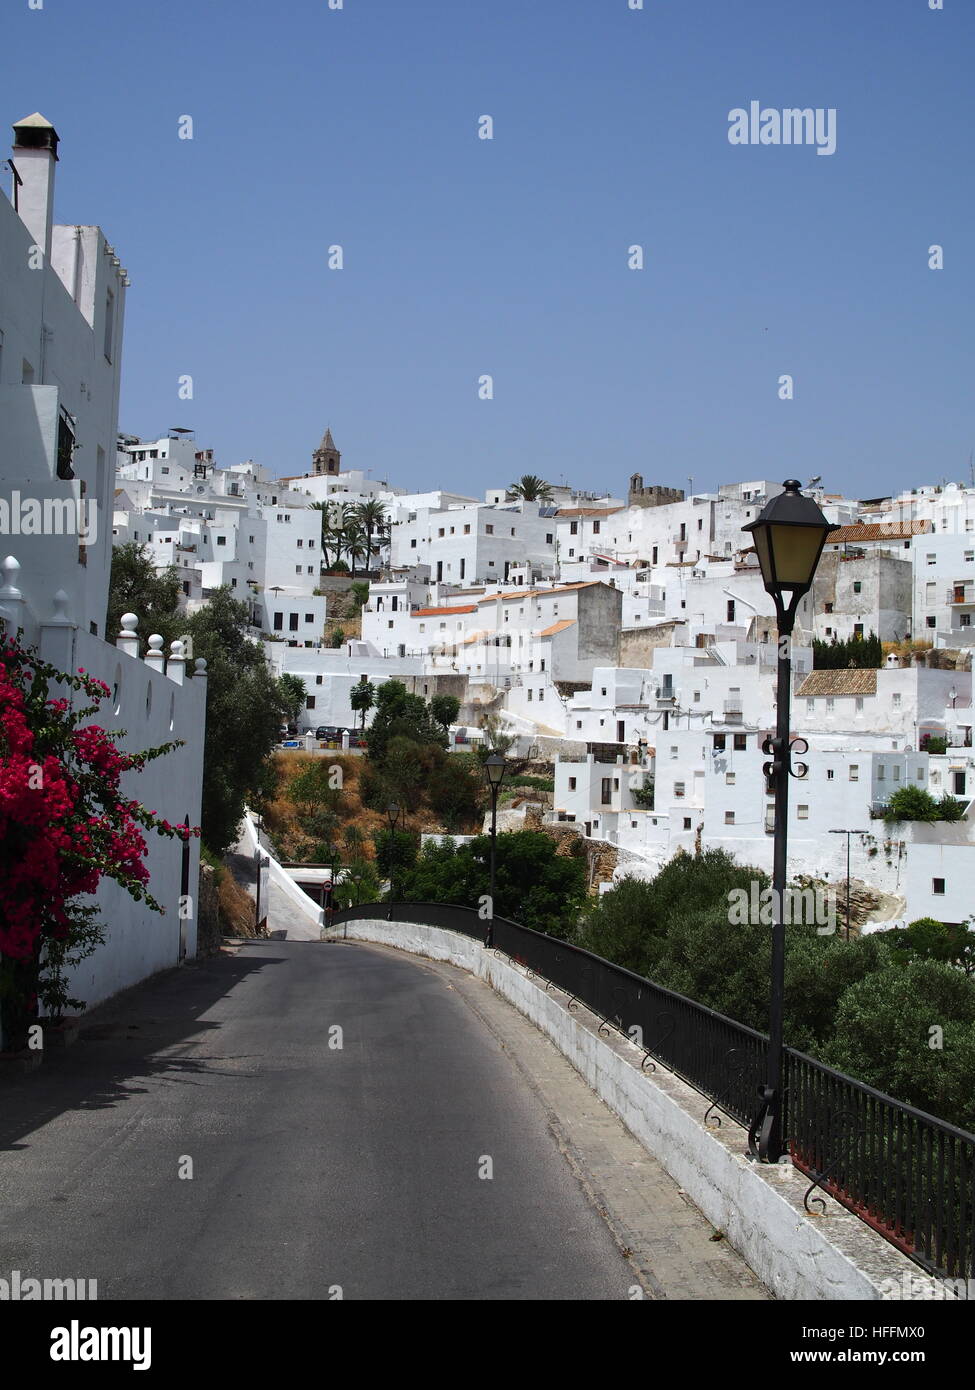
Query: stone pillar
[[166, 639, 186, 685], [144, 633, 165, 675], [39, 588, 76, 672], [116, 612, 140, 659]]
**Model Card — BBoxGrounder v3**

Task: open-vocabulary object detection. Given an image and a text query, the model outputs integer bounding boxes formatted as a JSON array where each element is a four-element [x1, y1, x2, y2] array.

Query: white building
[[0, 113, 206, 1028]]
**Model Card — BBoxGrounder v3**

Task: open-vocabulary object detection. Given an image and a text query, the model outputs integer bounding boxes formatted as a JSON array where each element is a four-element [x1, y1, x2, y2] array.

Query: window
[[893, 766, 901, 781], [726, 600, 735, 622], [546, 533, 553, 543], [683, 817, 691, 830], [933, 878, 946, 896], [305, 613, 314, 623], [878, 765, 885, 780], [734, 734, 747, 751], [103, 287, 115, 361], [570, 522, 578, 535], [568, 777, 577, 791], [464, 525, 471, 535], [849, 765, 859, 781], [601, 778, 612, 805], [806, 699, 814, 713], [527, 689, 533, 701], [824, 602, 833, 613], [826, 697, 835, 713], [273, 612, 283, 631], [217, 536, 227, 546], [297, 539, 303, 548], [593, 520, 600, 534], [652, 546, 658, 565], [485, 524, 494, 535], [713, 734, 726, 751], [927, 553, 936, 566], [726, 772, 735, 784], [797, 805, 809, 819], [724, 811, 735, 824], [289, 613, 299, 631], [892, 693, 902, 708], [674, 782, 685, 798], [694, 691, 700, 702], [855, 696, 864, 713], [316, 675, 323, 685], [438, 528, 445, 538], [827, 768, 834, 779], [853, 581, 862, 594], [670, 745, 678, 760]]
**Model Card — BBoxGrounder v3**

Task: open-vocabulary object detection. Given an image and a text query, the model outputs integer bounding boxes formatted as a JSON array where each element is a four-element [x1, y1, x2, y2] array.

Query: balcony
[[946, 585, 975, 606], [655, 685, 677, 705], [722, 702, 743, 723]]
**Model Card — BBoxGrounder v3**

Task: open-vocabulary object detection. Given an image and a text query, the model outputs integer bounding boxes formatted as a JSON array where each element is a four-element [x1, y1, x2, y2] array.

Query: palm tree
[[355, 498, 387, 573], [508, 474, 554, 503], [342, 521, 368, 579], [310, 500, 341, 569]]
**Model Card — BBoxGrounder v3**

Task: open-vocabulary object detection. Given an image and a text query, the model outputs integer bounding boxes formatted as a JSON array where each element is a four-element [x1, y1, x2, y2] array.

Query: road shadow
[[0, 945, 291, 1154]]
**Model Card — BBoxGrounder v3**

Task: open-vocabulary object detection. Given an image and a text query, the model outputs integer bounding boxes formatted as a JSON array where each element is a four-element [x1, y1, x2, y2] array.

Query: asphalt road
[[0, 940, 639, 1301]]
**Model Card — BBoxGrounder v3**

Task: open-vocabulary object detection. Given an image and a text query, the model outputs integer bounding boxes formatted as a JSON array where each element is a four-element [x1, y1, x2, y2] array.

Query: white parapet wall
[[328, 916, 942, 1302], [240, 813, 324, 933]]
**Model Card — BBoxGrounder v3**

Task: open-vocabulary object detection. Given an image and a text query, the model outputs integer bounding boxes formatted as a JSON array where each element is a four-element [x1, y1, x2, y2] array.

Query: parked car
[[315, 726, 344, 743]]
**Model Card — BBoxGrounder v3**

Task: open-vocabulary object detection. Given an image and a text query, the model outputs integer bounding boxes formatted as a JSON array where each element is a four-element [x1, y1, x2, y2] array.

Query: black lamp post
[[385, 803, 401, 915], [484, 754, 507, 948], [743, 480, 831, 1163]]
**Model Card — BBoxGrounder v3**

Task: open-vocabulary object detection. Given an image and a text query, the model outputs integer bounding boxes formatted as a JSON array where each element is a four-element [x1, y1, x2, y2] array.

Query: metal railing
[[331, 899, 975, 1285]]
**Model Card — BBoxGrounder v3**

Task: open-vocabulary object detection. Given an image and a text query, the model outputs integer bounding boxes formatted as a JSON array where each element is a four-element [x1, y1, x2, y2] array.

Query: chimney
[[11, 112, 59, 262]]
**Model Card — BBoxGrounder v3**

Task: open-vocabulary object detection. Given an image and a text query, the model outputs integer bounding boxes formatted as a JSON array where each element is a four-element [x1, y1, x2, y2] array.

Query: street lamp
[[385, 803, 401, 915], [484, 753, 507, 948], [828, 829, 870, 940], [743, 480, 831, 1163]]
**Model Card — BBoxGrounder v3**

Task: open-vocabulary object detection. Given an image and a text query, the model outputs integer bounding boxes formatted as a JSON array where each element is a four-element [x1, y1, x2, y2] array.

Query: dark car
[[315, 726, 343, 743]]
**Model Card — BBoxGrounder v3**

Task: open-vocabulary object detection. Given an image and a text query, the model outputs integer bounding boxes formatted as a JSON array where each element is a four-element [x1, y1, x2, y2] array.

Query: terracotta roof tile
[[826, 521, 931, 543], [796, 669, 878, 697]]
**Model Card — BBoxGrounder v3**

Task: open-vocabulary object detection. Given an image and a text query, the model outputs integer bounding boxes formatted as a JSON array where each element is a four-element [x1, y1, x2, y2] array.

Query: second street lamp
[[743, 479, 832, 1163], [484, 753, 507, 948], [385, 803, 400, 916]]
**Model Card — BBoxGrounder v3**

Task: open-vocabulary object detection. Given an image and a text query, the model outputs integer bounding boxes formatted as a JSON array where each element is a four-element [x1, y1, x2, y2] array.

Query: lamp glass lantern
[[743, 480, 832, 626], [484, 753, 507, 790]]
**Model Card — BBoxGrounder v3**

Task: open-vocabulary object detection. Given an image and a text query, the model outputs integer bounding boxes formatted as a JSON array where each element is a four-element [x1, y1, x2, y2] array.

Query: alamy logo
[[728, 102, 837, 156], [0, 1269, 97, 1300], [0, 491, 97, 541], [727, 883, 837, 933]]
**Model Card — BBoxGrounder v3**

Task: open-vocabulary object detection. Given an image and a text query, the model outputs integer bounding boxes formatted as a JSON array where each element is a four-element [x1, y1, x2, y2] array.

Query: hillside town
[[113, 417, 975, 933]]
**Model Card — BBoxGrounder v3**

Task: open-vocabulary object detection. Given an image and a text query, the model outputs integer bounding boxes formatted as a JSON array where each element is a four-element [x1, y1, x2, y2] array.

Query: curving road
[[0, 940, 766, 1301]]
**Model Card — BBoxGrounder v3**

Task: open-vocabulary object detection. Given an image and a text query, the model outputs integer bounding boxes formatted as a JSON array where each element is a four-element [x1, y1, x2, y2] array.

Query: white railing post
[[144, 633, 165, 675], [39, 588, 76, 671], [0, 556, 26, 635], [116, 612, 140, 659], [166, 639, 186, 685]]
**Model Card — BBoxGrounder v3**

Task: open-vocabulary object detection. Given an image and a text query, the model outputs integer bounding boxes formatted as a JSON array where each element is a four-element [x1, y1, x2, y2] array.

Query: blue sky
[[3, 0, 972, 499]]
